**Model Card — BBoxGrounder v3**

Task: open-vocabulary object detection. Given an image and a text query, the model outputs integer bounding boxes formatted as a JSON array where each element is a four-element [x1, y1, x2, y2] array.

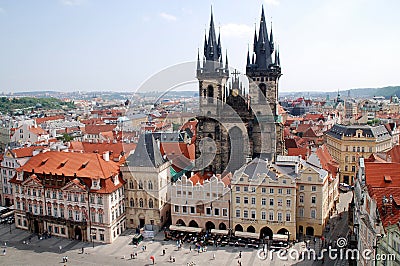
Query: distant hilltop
[[281, 86, 400, 99]]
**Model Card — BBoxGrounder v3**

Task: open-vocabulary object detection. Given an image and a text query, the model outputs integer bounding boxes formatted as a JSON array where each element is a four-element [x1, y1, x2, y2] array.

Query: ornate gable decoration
[[21, 174, 42, 187], [61, 178, 87, 193]]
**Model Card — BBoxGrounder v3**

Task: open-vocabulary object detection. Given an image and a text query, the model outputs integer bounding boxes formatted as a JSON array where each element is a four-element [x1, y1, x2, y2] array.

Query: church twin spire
[[247, 6, 280, 71], [197, 7, 228, 76]]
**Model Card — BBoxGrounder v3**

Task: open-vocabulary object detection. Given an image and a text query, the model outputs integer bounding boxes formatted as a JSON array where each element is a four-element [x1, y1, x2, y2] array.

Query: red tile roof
[[11, 146, 45, 158], [388, 145, 400, 163], [85, 124, 116, 135], [69, 141, 136, 160], [288, 147, 308, 159], [316, 144, 339, 177], [365, 162, 400, 188], [35, 115, 65, 124], [19, 151, 119, 179], [28, 125, 47, 135], [368, 186, 400, 227], [189, 172, 214, 185]]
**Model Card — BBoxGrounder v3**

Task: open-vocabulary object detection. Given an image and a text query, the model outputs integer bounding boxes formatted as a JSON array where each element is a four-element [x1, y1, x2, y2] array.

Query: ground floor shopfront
[[14, 211, 125, 243]]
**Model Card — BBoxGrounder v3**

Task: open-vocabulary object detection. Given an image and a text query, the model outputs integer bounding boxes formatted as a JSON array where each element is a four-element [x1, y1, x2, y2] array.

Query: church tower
[[197, 8, 229, 116], [246, 6, 284, 156]]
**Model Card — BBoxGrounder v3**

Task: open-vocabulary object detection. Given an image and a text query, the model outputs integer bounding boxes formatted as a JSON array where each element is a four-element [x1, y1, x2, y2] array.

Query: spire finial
[[225, 49, 228, 70], [197, 48, 201, 70], [247, 44, 250, 66]]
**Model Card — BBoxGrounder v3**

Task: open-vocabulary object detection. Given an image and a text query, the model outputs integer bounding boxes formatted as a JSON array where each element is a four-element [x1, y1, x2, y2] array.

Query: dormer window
[[91, 179, 100, 190]]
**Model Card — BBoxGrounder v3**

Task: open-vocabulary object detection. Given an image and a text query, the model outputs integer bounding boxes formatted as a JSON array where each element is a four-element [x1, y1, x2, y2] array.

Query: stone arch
[[228, 126, 245, 173], [176, 219, 186, 226], [205, 221, 215, 231], [260, 226, 273, 239], [306, 226, 314, 236], [219, 222, 227, 230], [235, 224, 243, 232], [189, 220, 199, 228], [277, 228, 289, 235], [247, 225, 256, 233]]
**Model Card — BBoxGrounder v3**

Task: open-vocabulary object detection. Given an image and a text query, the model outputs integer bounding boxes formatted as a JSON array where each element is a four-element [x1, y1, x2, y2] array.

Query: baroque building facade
[[10, 151, 126, 244]]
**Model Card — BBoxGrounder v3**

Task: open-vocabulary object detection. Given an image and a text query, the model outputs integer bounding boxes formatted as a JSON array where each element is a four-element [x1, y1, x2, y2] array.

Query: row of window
[[237, 177, 289, 185], [129, 180, 155, 190], [235, 209, 291, 222], [345, 146, 372, 153], [235, 197, 292, 207], [298, 207, 317, 218], [299, 185, 318, 191], [19, 186, 105, 205], [299, 195, 317, 204], [16, 201, 105, 223], [129, 198, 154, 208], [174, 205, 228, 217], [235, 187, 292, 194]]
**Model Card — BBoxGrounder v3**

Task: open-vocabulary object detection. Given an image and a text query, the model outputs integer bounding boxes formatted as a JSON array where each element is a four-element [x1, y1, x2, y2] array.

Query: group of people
[[62, 256, 68, 263]]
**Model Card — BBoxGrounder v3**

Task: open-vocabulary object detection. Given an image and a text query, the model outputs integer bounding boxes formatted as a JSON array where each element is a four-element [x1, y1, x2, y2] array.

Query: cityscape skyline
[[0, 0, 400, 93]]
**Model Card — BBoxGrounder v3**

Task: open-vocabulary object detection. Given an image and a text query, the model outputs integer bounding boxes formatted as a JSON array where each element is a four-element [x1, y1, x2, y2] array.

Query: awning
[[273, 234, 289, 241], [0, 210, 14, 219], [211, 229, 229, 235], [234, 231, 259, 239], [169, 225, 203, 233]]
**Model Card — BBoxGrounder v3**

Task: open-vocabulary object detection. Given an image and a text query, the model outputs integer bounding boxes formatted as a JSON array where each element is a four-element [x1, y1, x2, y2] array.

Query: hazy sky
[[1, 0, 400, 93]]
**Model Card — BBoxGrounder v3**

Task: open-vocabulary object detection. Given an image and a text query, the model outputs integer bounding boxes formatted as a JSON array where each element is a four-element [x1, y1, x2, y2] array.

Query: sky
[[0, 0, 400, 93]]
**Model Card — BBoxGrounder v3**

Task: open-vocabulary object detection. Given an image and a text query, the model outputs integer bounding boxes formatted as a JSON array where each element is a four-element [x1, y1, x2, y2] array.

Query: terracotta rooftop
[[365, 162, 400, 188], [388, 145, 400, 163], [368, 186, 400, 228], [11, 146, 45, 158], [69, 141, 136, 160], [35, 115, 65, 124], [85, 124, 116, 135], [19, 151, 119, 179], [28, 125, 47, 135]]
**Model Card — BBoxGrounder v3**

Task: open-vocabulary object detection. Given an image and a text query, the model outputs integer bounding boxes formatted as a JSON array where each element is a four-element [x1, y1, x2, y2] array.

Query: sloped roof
[[126, 134, 165, 168], [69, 141, 136, 159], [368, 186, 400, 227], [85, 124, 116, 134], [365, 162, 400, 188], [11, 146, 45, 158], [388, 145, 400, 163], [28, 125, 47, 135], [19, 151, 119, 179], [35, 115, 65, 124], [326, 124, 391, 141]]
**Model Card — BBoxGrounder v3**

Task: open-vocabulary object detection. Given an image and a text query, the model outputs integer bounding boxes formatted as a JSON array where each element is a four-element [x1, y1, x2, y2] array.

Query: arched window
[[139, 181, 143, 189], [139, 198, 144, 208], [148, 181, 153, 190], [129, 180, 134, 189], [149, 199, 153, 208], [130, 198, 134, 207]]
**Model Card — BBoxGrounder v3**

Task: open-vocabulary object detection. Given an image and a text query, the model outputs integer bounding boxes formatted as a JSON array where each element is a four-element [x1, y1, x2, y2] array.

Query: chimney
[[103, 151, 110, 162]]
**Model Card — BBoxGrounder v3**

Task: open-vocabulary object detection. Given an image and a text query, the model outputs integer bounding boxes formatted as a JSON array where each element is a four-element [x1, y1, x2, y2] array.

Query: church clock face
[[232, 89, 239, 97]]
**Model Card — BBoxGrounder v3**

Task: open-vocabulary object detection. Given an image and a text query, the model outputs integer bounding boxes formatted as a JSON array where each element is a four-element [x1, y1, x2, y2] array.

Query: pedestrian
[[82, 247, 84, 254], [213, 253, 215, 260], [130, 253, 133, 259], [239, 251, 242, 258], [173, 256, 176, 262], [65, 256, 68, 262], [151, 257, 155, 265], [163, 249, 166, 256], [145, 245, 147, 251], [170, 255, 172, 261], [189, 245, 192, 252], [62, 256, 65, 263]]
